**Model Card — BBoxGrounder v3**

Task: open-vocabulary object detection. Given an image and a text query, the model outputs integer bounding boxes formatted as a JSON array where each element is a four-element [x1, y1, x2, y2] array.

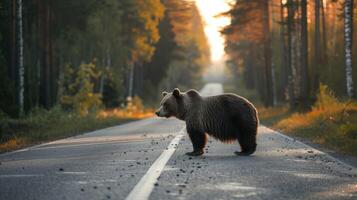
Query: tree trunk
[[293, 0, 301, 102], [300, 0, 309, 105], [99, 48, 112, 95], [128, 63, 134, 98], [262, 0, 274, 107], [17, 0, 24, 116], [36, 0, 42, 107], [344, 0, 354, 98], [44, 2, 51, 109], [99, 56, 106, 95], [321, 1, 327, 64], [49, 7, 56, 105], [11, 0, 16, 82], [291, 30, 298, 102], [270, 2, 277, 106], [287, 0, 295, 107], [134, 62, 144, 97], [279, 0, 288, 102], [244, 53, 255, 90], [313, 0, 321, 93], [331, 3, 338, 52]]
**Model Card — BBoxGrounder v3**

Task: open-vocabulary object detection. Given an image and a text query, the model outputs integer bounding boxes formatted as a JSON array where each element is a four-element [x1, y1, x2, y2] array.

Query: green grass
[[0, 106, 138, 153]]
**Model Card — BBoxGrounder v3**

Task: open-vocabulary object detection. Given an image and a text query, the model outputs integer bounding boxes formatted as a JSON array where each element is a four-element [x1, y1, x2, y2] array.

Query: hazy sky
[[195, 0, 232, 62]]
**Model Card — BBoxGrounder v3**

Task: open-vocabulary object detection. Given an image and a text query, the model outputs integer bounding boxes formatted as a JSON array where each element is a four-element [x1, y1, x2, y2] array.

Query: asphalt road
[[0, 83, 356, 200]]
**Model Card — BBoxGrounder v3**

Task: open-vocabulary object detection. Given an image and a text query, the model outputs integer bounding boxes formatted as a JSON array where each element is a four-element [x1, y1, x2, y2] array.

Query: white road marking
[[0, 174, 44, 178], [125, 84, 222, 200], [57, 172, 87, 175], [125, 127, 185, 200]]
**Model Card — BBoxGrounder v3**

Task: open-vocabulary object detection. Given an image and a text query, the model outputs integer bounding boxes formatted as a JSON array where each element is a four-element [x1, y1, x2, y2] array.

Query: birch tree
[[17, 0, 24, 116], [344, 0, 354, 98]]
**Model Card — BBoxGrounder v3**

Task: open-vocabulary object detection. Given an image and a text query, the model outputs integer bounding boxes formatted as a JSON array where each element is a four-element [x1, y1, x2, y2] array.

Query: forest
[[223, 0, 356, 108], [0, 0, 356, 154], [0, 0, 210, 117], [222, 0, 356, 155]]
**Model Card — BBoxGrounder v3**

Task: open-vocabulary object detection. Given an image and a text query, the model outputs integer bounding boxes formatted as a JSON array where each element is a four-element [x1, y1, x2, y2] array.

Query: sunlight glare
[[194, 0, 232, 62]]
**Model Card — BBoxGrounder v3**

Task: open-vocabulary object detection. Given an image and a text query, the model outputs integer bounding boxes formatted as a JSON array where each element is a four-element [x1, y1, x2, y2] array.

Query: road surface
[[0, 83, 356, 200]]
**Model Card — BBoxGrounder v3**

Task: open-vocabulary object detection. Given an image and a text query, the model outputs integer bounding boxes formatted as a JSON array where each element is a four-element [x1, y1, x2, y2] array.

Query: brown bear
[[155, 88, 259, 156]]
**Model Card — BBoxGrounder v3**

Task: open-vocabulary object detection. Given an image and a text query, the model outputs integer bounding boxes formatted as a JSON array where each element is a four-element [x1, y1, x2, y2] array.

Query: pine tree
[[300, 0, 309, 106]]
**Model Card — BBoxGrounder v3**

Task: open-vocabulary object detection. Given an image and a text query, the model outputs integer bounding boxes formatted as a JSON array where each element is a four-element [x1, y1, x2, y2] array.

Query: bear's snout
[[155, 106, 170, 118]]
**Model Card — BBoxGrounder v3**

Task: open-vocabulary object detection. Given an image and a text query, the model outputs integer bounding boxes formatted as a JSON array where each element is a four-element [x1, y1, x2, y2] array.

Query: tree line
[[0, 0, 210, 117], [223, 0, 356, 109]]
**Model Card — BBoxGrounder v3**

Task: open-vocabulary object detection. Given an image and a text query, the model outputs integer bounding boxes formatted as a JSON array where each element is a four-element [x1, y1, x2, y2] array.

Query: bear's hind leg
[[235, 132, 257, 156], [186, 129, 207, 156]]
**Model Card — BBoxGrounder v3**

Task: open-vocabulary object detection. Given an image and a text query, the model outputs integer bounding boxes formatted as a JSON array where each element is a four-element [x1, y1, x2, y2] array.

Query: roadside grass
[[271, 101, 357, 156], [0, 105, 154, 153], [224, 81, 357, 156], [258, 106, 291, 126]]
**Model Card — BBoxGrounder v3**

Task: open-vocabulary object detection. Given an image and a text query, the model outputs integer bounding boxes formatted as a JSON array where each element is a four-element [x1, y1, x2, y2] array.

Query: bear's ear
[[172, 88, 181, 98], [162, 91, 168, 97], [186, 89, 199, 97]]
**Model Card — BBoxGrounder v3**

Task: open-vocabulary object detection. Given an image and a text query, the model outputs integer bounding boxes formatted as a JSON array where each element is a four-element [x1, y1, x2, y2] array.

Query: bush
[[271, 84, 357, 156], [313, 83, 342, 112], [60, 63, 102, 116], [102, 71, 125, 108], [26, 106, 67, 125]]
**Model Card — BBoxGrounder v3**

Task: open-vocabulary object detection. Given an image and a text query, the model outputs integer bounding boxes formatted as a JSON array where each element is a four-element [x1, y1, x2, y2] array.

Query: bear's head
[[155, 88, 200, 120]]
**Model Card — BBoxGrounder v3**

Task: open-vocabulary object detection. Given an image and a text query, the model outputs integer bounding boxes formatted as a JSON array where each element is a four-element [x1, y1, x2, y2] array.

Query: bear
[[155, 88, 259, 156]]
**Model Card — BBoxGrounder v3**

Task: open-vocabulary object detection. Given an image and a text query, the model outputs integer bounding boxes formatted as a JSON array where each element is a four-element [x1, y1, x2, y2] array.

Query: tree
[[16, 0, 24, 116], [222, 0, 356, 110], [141, 8, 177, 101], [278, 0, 288, 102], [87, 0, 123, 95], [0, 2, 16, 115], [344, 0, 354, 98], [300, 0, 309, 105], [222, 1, 269, 104], [262, 0, 274, 107], [286, 0, 299, 108], [120, 0, 165, 97], [313, 0, 321, 93], [158, 0, 210, 91], [60, 63, 102, 116]]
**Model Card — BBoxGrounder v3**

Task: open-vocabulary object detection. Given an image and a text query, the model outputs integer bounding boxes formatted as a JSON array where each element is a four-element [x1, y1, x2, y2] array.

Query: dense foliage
[[0, 0, 210, 117], [223, 0, 356, 109]]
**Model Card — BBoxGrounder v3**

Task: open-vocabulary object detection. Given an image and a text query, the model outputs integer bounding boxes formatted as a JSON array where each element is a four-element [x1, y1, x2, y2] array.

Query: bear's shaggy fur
[[155, 88, 259, 156]]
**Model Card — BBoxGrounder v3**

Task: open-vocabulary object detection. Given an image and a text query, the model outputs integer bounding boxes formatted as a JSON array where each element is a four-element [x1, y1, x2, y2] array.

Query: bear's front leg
[[186, 126, 207, 156]]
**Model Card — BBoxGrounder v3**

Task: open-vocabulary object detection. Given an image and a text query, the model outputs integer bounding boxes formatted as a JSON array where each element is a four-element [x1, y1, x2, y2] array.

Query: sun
[[194, 0, 232, 62]]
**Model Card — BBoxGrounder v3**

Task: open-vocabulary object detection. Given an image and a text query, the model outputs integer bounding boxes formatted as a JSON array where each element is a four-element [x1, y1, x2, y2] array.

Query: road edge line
[[125, 127, 185, 200], [0, 117, 161, 157], [262, 125, 357, 172]]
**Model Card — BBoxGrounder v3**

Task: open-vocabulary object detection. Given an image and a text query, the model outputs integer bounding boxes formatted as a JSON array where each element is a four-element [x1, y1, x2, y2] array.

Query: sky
[[194, 0, 232, 62]]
